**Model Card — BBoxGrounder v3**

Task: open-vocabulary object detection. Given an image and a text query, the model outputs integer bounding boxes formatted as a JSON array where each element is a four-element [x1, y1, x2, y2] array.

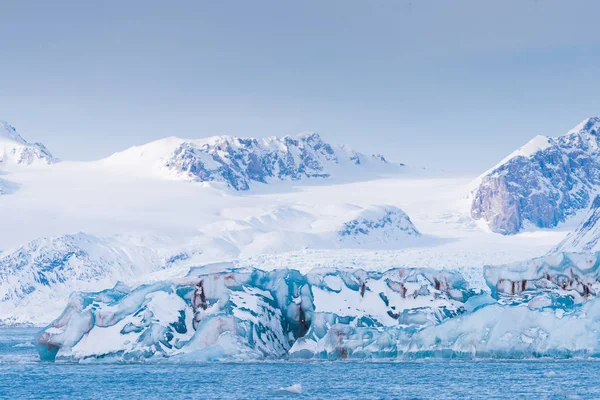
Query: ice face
[[290, 268, 475, 359], [484, 252, 600, 307], [36, 269, 314, 361], [36, 266, 475, 361], [36, 254, 600, 361]]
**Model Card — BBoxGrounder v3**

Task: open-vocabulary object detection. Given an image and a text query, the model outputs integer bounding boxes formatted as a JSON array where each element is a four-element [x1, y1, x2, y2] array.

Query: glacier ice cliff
[[471, 117, 600, 235], [36, 266, 475, 361], [36, 252, 600, 361]]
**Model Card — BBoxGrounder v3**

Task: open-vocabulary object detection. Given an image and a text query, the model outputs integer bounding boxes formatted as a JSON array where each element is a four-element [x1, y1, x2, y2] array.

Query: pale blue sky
[[1, 0, 600, 172]]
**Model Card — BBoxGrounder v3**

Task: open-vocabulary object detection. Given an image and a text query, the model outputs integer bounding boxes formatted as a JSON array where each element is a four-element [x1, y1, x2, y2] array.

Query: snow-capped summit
[[0, 121, 57, 166], [101, 132, 392, 190], [471, 116, 600, 235]]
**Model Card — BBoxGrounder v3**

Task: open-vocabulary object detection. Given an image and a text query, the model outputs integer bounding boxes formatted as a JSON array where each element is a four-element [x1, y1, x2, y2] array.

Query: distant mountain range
[[100, 132, 392, 190], [0, 121, 397, 191], [471, 117, 600, 235], [8, 115, 600, 237]]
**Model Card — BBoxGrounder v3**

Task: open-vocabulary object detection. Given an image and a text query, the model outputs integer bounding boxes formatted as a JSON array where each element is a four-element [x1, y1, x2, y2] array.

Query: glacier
[[36, 252, 600, 361]]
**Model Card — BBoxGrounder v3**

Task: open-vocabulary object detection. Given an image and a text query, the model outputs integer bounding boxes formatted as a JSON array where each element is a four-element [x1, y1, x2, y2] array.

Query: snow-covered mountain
[[471, 117, 600, 235], [0, 121, 57, 166], [553, 195, 600, 253], [100, 132, 392, 190]]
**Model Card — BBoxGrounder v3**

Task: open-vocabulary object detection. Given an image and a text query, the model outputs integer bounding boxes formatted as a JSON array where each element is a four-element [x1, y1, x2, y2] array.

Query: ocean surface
[[0, 327, 599, 399]]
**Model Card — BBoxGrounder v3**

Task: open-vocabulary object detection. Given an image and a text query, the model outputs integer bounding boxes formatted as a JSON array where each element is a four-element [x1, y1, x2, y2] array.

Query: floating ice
[[271, 384, 303, 395]]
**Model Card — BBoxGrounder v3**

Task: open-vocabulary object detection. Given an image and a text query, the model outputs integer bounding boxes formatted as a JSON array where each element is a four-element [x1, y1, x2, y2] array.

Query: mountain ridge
[[471, 116, 600, 235], [100, 131, 395, 190], [0, 121, 57, 166]]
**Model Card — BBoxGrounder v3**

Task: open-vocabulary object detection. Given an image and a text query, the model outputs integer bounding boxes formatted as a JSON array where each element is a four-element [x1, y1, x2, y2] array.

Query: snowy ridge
[[100, 132, 393, 190], [0, 121, 57, 166], [36, 254, 600, 361], [553, 195, 600, 253], [471, 117, 600, 234]]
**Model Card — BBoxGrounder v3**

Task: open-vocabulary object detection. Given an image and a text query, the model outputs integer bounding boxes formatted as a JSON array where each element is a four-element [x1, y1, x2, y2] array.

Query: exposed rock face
[[0, 121, 57, 166], [471, 117, 600, 234], [163, 133, 387, 190], [553, 195, 600, 253]]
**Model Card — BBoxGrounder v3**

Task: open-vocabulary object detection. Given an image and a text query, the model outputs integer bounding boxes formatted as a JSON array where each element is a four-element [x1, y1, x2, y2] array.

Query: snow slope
[[0, 233, 217, 324], [553, 195, 600, 253]]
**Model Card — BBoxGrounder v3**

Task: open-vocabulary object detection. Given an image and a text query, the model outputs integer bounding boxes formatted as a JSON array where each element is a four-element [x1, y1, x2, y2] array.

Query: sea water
[[0, 327, 598, 399]]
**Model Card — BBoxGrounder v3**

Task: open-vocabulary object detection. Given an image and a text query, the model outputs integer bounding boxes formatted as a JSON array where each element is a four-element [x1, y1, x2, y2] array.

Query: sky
[[1, 0, 600, 173]]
